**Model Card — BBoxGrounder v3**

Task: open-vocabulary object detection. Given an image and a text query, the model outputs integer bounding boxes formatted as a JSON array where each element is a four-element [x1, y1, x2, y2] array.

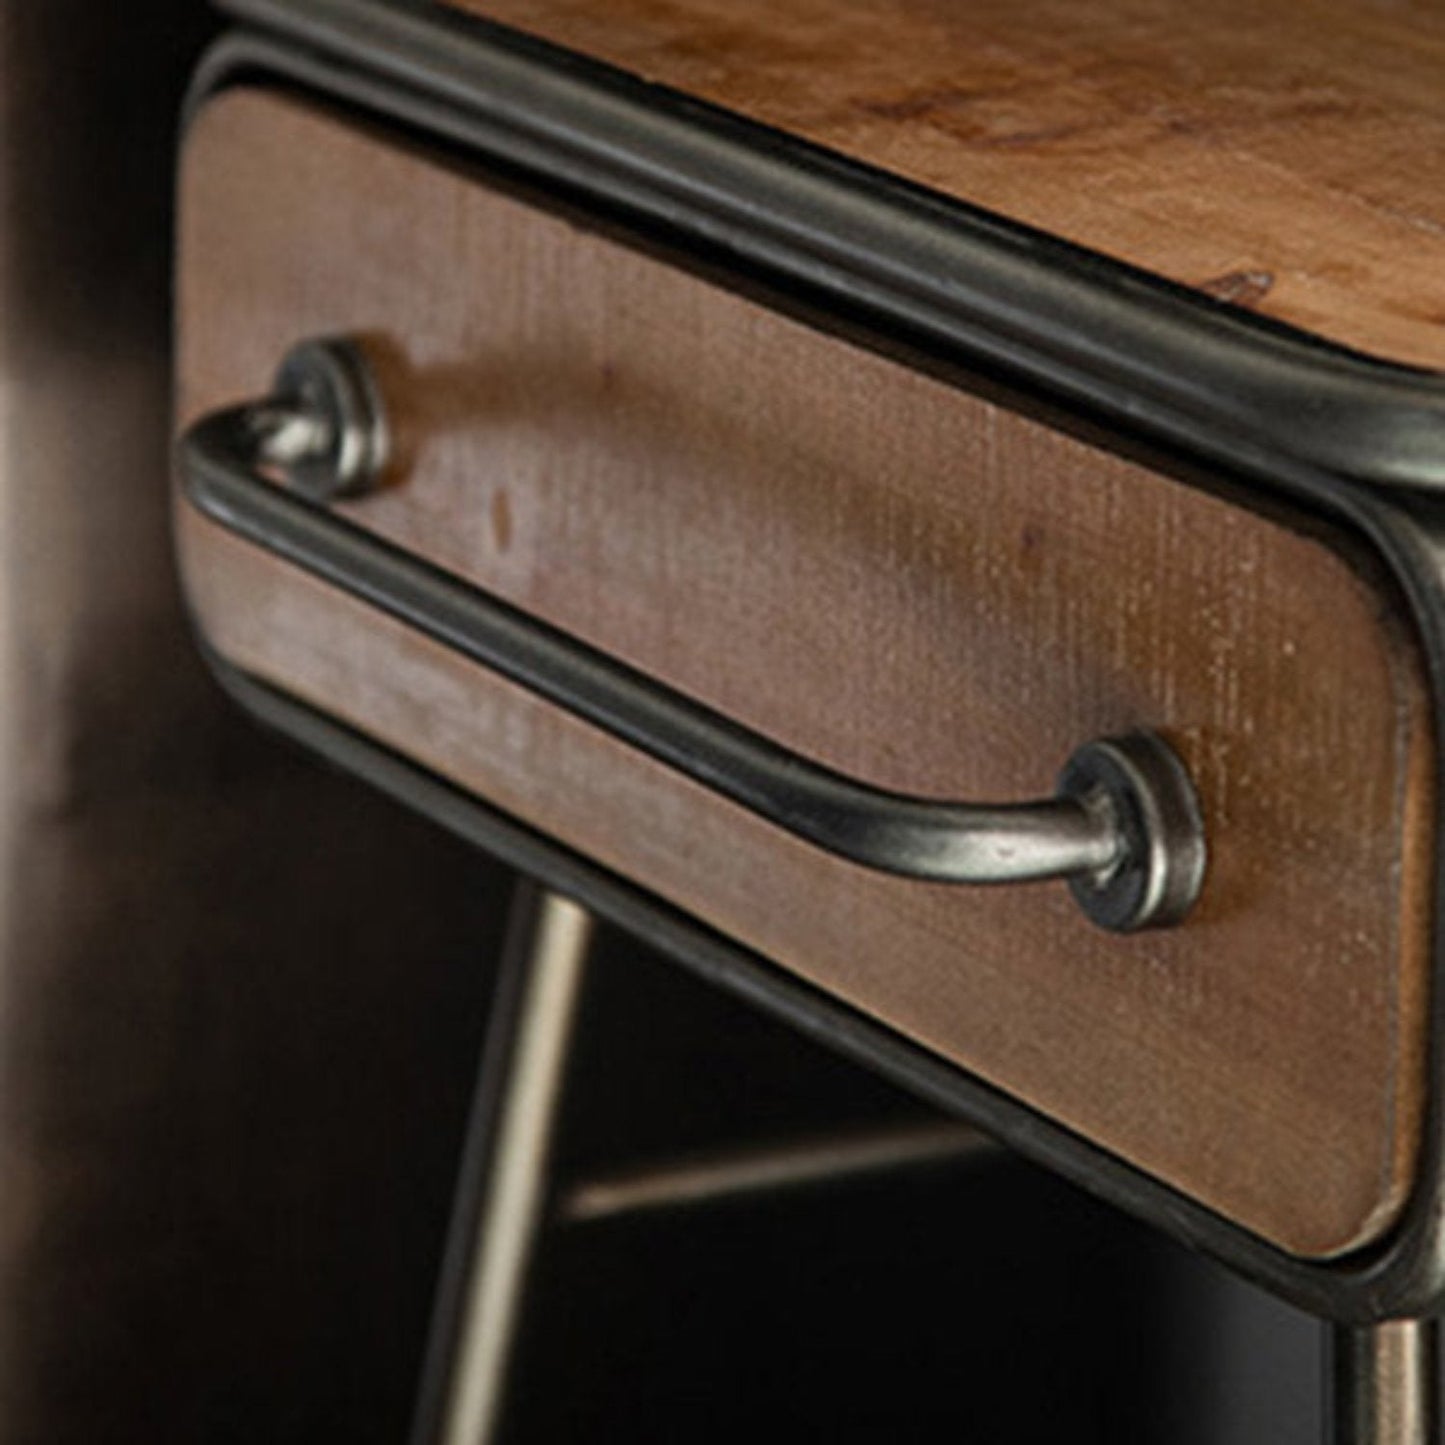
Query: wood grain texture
[[176, 91, 1437, 1257], [440, 0, 1445, 370]]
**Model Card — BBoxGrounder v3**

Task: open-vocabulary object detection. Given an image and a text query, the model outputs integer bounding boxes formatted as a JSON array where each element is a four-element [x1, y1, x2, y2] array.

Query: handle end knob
[[1058, 733, 1207, 932], [258, 336, 390, 502]]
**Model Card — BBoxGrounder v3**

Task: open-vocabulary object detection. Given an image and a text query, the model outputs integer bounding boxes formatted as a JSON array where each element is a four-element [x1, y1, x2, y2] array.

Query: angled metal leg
[[409, 884, 594, 1445], [1330, 1320, 1440, 1445], [558, 1121, 988, 1223], [405, 876, 995, 1444]]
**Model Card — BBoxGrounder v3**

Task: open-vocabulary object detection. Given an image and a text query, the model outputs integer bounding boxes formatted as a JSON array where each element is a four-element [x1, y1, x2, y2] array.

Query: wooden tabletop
[[443, 0, 1445, 372]]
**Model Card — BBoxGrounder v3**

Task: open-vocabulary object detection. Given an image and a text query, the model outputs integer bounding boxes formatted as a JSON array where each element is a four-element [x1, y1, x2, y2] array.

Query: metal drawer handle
[[179, 338, 1206, 931]]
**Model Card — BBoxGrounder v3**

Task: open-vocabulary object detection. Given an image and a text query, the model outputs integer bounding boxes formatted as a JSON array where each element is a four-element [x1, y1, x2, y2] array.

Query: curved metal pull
[[178, 338, 1206, 931]]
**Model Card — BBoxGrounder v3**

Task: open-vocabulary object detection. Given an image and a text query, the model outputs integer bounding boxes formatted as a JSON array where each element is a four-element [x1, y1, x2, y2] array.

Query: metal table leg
[[410, 884, 594, 1445], [1331, 1320, 1440, 1445]]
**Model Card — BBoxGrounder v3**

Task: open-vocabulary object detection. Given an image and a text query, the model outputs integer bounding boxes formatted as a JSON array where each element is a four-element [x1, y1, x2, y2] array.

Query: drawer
[[175, 27, 1445, 1306]]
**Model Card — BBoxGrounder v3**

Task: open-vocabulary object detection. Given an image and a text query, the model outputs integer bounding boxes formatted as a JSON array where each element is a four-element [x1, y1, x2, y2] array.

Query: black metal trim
[[176, 15, 1445, 1320]]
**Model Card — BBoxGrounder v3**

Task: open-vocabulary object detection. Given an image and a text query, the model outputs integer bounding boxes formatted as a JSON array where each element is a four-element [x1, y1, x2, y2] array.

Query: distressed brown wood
[[176, 91, 1436, 1258], [442, 0, 1445, 371]]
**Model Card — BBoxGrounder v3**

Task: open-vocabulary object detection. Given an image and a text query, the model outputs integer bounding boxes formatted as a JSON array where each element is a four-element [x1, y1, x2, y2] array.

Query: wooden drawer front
[[177, 90, 1435, 1259]]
